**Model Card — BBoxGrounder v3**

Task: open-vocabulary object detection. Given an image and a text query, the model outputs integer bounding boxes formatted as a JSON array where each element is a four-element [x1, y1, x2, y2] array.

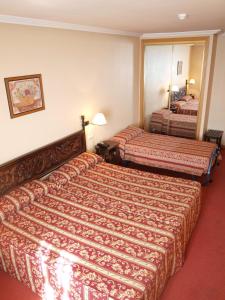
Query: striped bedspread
[[176, 99, 199, 116], [0, 152, 201, 300], [112, 127, 217, 176], [166, 113, 197, 139], [150, 109, 197, 139], [149, 109, 171, 134]]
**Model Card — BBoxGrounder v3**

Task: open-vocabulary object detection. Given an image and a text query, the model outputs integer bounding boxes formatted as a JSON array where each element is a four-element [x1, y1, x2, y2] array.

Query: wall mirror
[[141, 38, 208, 140]]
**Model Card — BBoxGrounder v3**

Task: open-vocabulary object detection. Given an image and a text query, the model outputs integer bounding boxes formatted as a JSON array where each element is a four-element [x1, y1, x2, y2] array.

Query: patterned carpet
[[0, 152, 225, 300]]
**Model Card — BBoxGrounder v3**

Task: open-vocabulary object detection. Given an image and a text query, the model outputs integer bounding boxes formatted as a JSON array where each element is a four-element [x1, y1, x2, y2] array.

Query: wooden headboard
[[171, 86, 187, 102], [0, 129, 86, 196]]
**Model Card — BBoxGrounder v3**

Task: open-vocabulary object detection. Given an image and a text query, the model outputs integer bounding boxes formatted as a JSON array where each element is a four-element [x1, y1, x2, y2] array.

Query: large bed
[[111, 126, 218, 183], [0, 129, 201, 300]]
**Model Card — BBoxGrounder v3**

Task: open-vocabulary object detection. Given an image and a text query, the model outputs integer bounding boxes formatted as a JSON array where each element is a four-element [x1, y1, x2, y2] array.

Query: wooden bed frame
[[121, 145, 218, 186], [0, 130, 86, 196]]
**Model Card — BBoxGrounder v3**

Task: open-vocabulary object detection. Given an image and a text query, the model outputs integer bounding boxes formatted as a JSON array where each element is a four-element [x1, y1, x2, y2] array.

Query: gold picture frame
[[4, 74, 45, 118]]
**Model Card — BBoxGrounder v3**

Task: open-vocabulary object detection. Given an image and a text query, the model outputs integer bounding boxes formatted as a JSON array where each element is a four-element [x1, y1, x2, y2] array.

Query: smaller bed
[[111, 126, 218, 184], [150, 109, 197, 139]]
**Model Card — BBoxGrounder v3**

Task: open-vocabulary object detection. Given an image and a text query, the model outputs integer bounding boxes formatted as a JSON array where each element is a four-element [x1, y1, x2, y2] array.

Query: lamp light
[[171, 85, 179, 92], [81, 113, 107, 130], [189, 78, 195, 85], [92, 113, 107, 126]]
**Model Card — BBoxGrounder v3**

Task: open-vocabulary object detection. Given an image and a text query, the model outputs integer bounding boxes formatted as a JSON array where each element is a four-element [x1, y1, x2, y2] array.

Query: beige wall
[[208, 34, 225, 144], [0, 23, 139, 164], [189, 45, 204, 97]]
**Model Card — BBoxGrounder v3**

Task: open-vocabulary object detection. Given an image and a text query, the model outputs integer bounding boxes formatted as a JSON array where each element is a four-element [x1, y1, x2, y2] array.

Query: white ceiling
[[0, 0, 224, 34]]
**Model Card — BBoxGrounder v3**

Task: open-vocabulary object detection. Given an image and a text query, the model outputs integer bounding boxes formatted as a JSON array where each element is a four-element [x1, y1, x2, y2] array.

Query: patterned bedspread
[[176, 99, 199, 116], [0, 152, 201, 300], [112, 127, 217, 176], [150, 109, 197, 139], [167, 113, 197, 138]]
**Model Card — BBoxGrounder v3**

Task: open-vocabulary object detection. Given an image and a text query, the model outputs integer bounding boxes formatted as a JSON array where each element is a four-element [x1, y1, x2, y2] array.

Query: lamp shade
[[171, 85, 179, 92], [92, 113, 107, 126], [189, 78, 196, 85]]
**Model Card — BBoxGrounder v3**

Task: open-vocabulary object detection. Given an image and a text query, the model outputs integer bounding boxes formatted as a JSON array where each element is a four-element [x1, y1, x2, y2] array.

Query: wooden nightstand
[[204, 129, 223, 165], [170, 104, 177, 113], [204, 129, 224, 150], [95, 140, 120, 164]]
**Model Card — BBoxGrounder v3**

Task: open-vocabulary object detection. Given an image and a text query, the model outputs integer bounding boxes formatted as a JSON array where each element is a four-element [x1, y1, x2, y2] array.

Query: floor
[[0, 155, 225, 300]]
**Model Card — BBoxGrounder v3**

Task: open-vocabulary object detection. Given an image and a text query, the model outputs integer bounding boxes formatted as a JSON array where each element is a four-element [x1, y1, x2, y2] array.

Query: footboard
[[203, 146, 219, 185]]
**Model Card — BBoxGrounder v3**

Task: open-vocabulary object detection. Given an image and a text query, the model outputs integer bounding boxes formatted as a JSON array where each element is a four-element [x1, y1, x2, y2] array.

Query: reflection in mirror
[[144, 43, 204, 139]]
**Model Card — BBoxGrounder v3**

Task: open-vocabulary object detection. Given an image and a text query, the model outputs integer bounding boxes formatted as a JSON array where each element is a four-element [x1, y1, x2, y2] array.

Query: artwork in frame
[[4, 74, 45, 118], [177, 60, 183, 75]]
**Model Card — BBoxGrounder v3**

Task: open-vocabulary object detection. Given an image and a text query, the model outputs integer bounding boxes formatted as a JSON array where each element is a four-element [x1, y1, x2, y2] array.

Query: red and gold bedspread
[[112, 127, 217, 176], [150, 109, 197, 139], [176, 99, 199, 116], [0, 152, 201, 300]]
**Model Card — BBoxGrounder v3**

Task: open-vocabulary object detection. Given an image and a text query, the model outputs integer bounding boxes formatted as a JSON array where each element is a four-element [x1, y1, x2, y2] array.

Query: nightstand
[[204, 129, 224, 151], [204, 129, 223, 165], [170, 104, 177, 113], [95, 140, 120, 164]]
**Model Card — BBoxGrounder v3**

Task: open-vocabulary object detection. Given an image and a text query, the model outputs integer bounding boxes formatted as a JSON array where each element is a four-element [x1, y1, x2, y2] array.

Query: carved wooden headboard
[[171, 86, 187, 102], [0, 130, 86, 196]]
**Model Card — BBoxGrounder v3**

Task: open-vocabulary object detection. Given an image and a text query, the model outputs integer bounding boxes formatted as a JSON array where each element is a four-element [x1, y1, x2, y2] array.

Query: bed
[[0, 129, 201, 300], [171, 87, 199, 116], [175, 98, 199, 116], [150, 109, 197, 139], [111, 126, 218, 183]]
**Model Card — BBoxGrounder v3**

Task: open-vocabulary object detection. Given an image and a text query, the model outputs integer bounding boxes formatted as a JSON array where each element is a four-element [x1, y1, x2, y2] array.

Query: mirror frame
[[140, 36, 210, 139]]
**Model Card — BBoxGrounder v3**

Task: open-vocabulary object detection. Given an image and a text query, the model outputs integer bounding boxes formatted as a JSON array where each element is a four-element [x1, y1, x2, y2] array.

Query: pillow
[[111, 126, 144, 145], [111, 126, 144, 158], [0, 180, 48, 222], [181, 95, 192, 102], [47, 152, 103, 185], [74, 152, 103, 168]]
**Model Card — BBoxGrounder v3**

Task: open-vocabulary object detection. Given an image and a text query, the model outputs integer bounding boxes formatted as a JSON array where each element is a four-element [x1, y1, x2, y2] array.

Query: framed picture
[[177, 60, 183, 75], [4, 74, 45, 118]]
